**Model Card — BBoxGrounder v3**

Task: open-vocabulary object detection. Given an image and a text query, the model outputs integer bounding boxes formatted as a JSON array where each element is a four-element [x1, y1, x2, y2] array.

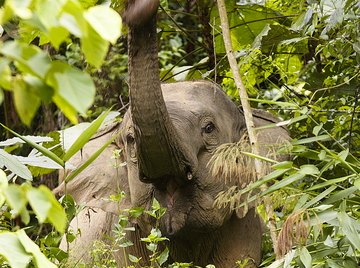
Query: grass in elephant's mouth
[[208, 134, 256, 186]]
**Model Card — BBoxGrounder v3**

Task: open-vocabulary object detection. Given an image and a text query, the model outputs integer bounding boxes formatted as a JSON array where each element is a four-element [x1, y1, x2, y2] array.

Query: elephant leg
[[60, 207, 116, 265]]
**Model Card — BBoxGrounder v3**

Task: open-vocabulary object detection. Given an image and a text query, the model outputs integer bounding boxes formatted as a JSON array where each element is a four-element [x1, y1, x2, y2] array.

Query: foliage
[[0, 0, 122, 125]]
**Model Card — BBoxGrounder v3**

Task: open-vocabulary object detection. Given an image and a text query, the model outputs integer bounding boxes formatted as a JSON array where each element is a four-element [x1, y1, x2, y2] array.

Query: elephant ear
[[232, 109, 290, 219], [55, 121, 131, 214]]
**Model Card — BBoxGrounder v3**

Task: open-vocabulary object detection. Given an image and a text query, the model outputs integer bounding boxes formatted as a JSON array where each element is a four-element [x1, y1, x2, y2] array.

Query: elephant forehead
[[161, 81, 237, 116]]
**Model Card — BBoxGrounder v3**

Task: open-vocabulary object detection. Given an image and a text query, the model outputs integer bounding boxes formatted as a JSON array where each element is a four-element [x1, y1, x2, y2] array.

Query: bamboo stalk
[[216, 0, 280, 258]]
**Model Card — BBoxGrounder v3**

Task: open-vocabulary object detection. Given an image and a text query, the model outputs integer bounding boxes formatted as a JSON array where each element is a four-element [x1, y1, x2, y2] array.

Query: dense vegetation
[[0, 0, 359, 267]]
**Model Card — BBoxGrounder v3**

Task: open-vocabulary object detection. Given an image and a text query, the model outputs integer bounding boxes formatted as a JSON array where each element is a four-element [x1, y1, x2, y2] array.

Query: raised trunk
[[128, 12, 189, 182]]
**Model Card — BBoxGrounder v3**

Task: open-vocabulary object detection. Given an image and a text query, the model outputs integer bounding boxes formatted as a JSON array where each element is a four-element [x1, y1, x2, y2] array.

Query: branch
[[216, 0, 280, 259]]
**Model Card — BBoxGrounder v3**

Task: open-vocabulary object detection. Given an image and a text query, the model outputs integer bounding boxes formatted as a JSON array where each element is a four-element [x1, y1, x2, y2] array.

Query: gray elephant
[[57, 1, 290, 267]]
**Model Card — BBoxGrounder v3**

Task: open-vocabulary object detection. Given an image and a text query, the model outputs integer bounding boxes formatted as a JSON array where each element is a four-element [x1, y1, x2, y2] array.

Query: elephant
[[56, 1, 290, 267]]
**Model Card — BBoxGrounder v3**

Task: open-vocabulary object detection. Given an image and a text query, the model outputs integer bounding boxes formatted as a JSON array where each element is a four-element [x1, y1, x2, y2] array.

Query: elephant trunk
[[127, 8, 191, 183]]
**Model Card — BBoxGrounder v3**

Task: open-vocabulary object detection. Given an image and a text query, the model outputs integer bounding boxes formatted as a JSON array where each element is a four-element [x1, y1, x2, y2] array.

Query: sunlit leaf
[[292, 135, 331, 145], [13, 77, 41, 126], [299, 247, 312, 268], [158, 247, 169, 266], [81, 24, 109, 68], [47, 61, 96, 123], [299, 164, 320, 175], [0, 231, 31, 268], [0, 41, 51, 78], [4, 184, 28, 215], [16, 229, 57, 268], [27, 185, 66, 233], [84, 5, 121, 44], [0, 148, 32, 180], [338, 210, 360, 251], [0, 123, 64, 167]]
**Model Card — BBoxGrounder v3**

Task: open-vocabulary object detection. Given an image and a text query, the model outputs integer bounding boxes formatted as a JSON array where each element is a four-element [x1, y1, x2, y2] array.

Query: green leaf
[[128, 254, 141, 263], [0, 148, 32, 180], [13, 77, 41, 126], [27, 187, 51, 223], [304, 185, 337, 209], [354, 179, 360, 190], [48, 26, 69, 49], [84, 5, 121, 44], [65, 131, 119, 183], [39, 185, 67, 233], [47, 61, 96, 123], [0, 123, 64, 167], [60, 0, 87, 37], [0, 169, 7, 188], [4, 184, 28, 215], [292, 135, 331, 145], [0, 231, 32, 268], [262, 173, 306, 196], [62, 110, 110, 161], [81, 23, 109, 68], [0, 170, 8, 206], [324, 186, 358, 204], [16, 229, 57, 268], [0, 41, 51, 78], [0, 59, 12, 90], [338, 210, 360, 251], [158, 247, 169, 266], [299, 247, 312, 268], [272, 161, 293, 170], [299, 164, 320, 175], [307, 175, 354, 191]]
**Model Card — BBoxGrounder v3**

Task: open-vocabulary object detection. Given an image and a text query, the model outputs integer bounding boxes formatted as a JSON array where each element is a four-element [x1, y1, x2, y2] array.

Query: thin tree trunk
[[216, 0, 280, 259]]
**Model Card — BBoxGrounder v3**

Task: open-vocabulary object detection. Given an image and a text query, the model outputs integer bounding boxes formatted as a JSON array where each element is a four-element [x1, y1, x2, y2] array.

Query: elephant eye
[[126, 133, 135, 144], [203, 122, 215, 134]]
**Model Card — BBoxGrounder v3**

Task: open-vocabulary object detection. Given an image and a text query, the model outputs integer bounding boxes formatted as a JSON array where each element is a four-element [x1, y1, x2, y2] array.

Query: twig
[[216, 0, 280, 259]]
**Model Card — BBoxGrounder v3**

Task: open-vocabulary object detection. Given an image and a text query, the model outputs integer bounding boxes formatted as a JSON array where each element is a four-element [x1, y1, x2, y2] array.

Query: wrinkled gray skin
[[57, 1, 290, 267]]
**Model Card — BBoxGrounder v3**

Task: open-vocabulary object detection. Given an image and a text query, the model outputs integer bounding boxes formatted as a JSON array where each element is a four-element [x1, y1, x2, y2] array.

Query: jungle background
[[0, 0, 359, 267]]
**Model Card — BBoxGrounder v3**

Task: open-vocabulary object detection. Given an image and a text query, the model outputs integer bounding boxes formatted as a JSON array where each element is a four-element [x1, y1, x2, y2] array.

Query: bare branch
[[216, 0, 280, 258]]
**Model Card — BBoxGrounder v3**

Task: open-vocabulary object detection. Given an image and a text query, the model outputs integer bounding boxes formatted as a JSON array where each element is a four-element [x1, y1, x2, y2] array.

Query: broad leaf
[[27, 187, 52, 223], [0, 232, 31, 268], [299, 164, 320, 175], [0, 135, 53, 147], [338, 210, 360, 251], [47, 61, 96, 123], [13, 77, 41, 126], [0, 41, 51, 78], [4, 184, 28, 215], [299, 247, 312, 268], [28, 185, 66, 233], [0, 148, 32, 180], [60, 0, 87, 37], [84, 5, 121, 44], [81, 24, 109, 68], [0, 123, 64, 167], [16, 229, 57, 268]]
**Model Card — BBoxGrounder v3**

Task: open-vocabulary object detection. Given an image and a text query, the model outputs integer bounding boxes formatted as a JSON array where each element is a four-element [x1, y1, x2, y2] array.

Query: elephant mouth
[[153, 179, 195, 236]]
